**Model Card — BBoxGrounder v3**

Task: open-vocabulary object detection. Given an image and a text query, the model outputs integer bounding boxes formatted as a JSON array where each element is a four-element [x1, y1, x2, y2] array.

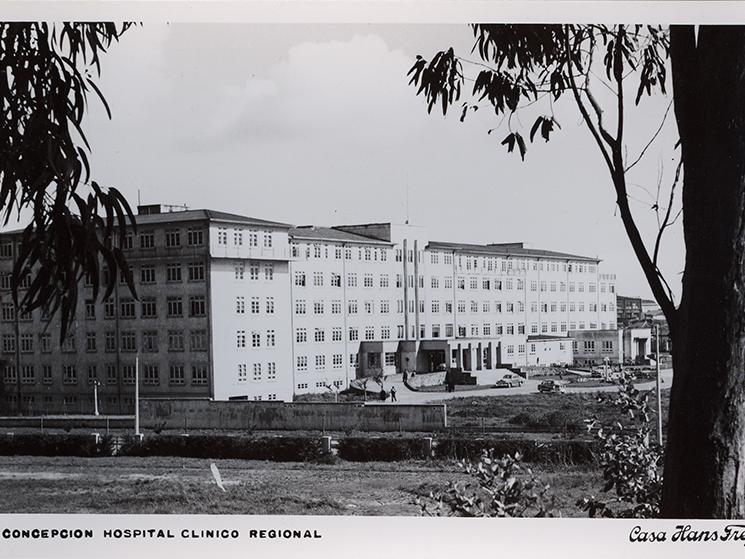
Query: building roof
[[289, 226, 392, 245], [426, 240, 600, 262], [133, 209, 291, 228]]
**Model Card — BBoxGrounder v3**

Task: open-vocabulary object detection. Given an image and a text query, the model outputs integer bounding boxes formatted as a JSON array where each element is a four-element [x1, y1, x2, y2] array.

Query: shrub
[[118, 435, 324, 462], [0, 434, 100, 457], [577, 376, 663, 518], [435, 438, 597, 465], [419, 451, 555, 517], [336, 437, 426, 461], [507, 410, 584, 434]]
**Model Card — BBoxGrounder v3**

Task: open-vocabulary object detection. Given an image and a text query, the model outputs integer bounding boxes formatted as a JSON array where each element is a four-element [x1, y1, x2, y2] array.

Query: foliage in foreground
[[577, 376, 663, 517], [419, 451, 555, 517]]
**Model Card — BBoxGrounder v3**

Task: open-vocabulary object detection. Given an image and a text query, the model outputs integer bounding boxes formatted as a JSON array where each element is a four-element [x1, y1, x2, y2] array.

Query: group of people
[[379, 386, 397, 402]]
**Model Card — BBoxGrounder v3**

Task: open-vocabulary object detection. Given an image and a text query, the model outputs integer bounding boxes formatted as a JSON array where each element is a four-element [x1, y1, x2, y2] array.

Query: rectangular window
[[189, 296, 206, 317], [190, 330, 208, 351], [122, 365, 135, 385], [168, 330, 184, 352], [188, 263, 205, 281], [187, 229, 204, 246], [165, 229, 181, 248], [169, 364, 185, 385], [167, 296, 183, 317], [120, 331, 137, 352], [191, 365, 209, 386], [21, 365, 35, 385], [140, 265, 156, 284], [85, 332, 96, 353], [166, 263, 182, 282], [62, 365, 77, 385], [120, 299, 136, 319], [85, 300, 96, 320], [19, 333, 33, 353], [142, 331, 159, 352], [141, 298, 157, 318], [139, 232, 155, 249]]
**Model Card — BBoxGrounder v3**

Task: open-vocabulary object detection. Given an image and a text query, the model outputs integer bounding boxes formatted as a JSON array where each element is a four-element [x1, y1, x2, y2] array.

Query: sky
[[7, 22, 685, 302]]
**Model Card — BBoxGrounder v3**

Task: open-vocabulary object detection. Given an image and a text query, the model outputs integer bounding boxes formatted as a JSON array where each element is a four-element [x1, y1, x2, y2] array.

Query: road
[[381, 369, 674, 404]]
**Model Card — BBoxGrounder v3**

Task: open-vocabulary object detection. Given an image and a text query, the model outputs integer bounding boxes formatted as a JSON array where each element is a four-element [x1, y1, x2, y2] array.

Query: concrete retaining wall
[[140, 399, 447, 432]]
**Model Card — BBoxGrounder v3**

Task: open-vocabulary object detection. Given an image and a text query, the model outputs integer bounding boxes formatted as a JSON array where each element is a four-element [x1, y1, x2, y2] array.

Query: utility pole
[[135, 353, 140, 436], [655, 323, 663, 445]]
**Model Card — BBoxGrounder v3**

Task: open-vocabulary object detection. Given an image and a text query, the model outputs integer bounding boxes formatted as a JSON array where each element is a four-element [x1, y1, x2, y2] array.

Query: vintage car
[[495, 373, 524, 388], [538, 379, 566, 393]]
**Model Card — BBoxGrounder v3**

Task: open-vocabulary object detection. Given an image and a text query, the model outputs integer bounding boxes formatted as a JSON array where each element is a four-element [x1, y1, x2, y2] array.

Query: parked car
[[538, 380, 566, 393], [495, 373, 524, 388], [590, 370, 602, 378]]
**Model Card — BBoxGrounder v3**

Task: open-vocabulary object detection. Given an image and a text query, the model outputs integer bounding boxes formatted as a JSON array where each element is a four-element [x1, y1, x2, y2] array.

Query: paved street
[[378, 369, 674, 404]]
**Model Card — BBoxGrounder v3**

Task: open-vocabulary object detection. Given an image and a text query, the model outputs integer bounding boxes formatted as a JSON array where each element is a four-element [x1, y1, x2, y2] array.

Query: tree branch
[[609, 26, 677, 326], [565, 28, 615, 175], [626, 100, 674, 172], [653, 157, 683, 268]]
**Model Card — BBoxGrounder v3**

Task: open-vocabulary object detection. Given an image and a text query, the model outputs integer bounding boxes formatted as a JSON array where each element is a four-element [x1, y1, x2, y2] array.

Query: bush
[[336, 437, 426, 461], [0, 434, 101, 457], [508, 410, 584, 434], [577, 377, 663, 518], [419, 451, 555, 517], [118, 435, 325, 462], [435, 438, 597, 465]]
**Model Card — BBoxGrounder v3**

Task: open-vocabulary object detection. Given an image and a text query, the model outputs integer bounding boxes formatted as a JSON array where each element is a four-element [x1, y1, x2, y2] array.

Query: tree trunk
[[662, 26, 745, 518]]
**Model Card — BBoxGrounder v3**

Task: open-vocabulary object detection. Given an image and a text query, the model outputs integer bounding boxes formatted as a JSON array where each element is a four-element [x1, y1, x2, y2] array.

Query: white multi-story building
[[0, 206, 617, 412]]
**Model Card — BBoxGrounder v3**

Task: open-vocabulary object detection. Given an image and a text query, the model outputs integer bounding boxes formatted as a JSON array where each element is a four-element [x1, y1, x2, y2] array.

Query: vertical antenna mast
[[405, 172, 410, 225]]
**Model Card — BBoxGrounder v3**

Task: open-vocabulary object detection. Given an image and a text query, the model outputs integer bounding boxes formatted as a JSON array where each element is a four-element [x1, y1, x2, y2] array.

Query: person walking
[[390, 386, 397, 402]]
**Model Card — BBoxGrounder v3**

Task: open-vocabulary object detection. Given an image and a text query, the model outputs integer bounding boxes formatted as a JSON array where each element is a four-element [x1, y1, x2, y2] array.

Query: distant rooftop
[[427, 240, 600, 262], [289, 225, 392, 245], [132, 207, 291, 229]]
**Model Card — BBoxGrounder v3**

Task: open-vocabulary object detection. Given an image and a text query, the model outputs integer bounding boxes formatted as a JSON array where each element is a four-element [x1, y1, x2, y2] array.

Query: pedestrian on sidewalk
[[390, 386, 397, 402]]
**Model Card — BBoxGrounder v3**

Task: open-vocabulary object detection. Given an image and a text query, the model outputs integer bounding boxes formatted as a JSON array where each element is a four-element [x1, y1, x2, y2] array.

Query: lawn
[[442, 388, 671, 433], [0, 455, 602, 517]]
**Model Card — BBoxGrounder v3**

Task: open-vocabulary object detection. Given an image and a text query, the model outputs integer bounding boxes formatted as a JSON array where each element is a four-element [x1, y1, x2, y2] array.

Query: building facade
[[617, 295, 644, 326], [0, 206, 619, 412]]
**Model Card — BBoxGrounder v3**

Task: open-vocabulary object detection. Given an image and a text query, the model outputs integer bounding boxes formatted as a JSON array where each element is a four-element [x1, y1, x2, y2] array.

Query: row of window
[[296, 354, 363, 371], [1, 329, 209, 354], [1, 363, 210, 386], [574, 340, 616, 352], [236, 362, 277, 382], [291, 244, 388, 262], [89, 262, 206, 286], [233, 262, 274, 281], [296, 380, 345, 391], [122, 229, 205, 250], [216, 228, 273, 248]]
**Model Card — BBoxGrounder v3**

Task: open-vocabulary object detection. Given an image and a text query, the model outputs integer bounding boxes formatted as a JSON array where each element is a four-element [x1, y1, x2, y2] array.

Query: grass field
[[0, 455, 602, 516], [443, 388, 671, 432]]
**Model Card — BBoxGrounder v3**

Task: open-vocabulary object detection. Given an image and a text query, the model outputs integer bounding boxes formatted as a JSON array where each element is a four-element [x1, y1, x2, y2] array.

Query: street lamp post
[[655, 323, 663, 445], [135, 353, 140, 436], [92, 380, 101, 416]]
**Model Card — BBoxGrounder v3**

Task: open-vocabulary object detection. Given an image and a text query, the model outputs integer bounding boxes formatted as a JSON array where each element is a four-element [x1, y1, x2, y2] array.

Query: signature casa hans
[[630, 524, 745, 543]]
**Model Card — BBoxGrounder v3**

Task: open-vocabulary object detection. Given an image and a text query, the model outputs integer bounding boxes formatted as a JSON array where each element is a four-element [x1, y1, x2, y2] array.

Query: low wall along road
[[140, 399, 448, 432]]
